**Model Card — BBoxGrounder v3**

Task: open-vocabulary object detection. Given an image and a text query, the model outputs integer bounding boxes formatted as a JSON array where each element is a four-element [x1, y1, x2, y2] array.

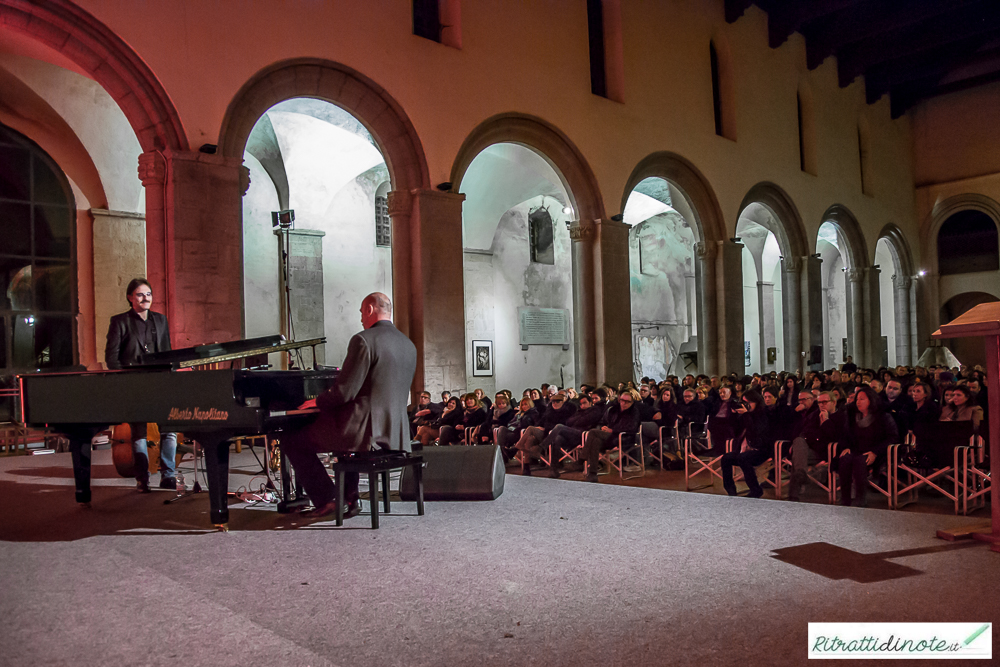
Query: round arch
[[876, 223, 915, 277], [921, 193, 1000, 276], [218, 58, 430, 194], [620, 152, 726, 245], [738, 182, 809, 260], [0, 0, 187, 152], [450, 113, 606, 224], [819, 204, 869, 269]]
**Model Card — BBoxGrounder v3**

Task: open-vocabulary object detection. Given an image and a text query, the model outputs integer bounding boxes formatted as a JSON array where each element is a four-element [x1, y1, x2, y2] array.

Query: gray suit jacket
[[316, 320, 417, 452]]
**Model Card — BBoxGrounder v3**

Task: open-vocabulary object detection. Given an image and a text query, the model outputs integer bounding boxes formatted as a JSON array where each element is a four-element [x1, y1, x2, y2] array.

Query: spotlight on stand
[[271, 209, 295, 229]]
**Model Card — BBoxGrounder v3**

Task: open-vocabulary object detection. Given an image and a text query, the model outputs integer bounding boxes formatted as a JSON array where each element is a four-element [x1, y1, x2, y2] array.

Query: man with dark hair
[[280, 292, 417, 519], [884, 378, 915, 436], [104, 277, 178, 492]]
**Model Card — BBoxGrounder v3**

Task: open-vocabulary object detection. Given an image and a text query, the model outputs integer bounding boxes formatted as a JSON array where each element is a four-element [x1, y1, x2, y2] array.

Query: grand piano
[[17, 335, 337, 528]]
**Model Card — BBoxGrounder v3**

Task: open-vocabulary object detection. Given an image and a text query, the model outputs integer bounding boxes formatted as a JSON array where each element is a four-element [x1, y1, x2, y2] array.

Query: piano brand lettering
[[168, 407, 230, 421]]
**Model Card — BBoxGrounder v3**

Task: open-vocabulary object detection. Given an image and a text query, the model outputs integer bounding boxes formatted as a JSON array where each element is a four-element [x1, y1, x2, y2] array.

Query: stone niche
[[92, 209, 145, 367]]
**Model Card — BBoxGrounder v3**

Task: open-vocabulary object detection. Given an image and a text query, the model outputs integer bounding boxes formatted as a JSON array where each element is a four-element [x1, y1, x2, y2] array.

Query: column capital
[[892, 274, 913, 289], [137, 151, 165, 186], [846, 268, 865, 282], [694, 241, 716, 259], [782, 256, 801, 273], [569, 219, 595, 241], [387, 189, 413, 216]]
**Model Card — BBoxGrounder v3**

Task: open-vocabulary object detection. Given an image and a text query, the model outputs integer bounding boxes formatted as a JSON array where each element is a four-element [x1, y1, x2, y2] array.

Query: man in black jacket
[[104, 278, 177, 492], [884, 378, 915, 436], [581, 391, 641, 482]]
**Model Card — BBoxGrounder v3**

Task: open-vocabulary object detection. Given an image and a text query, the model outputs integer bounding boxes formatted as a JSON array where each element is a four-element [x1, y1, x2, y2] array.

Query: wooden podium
[[933, 302, 999, 552]]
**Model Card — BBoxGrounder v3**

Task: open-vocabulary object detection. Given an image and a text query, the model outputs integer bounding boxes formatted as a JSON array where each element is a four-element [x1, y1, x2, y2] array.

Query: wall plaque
[[518, 307, 570, 348]]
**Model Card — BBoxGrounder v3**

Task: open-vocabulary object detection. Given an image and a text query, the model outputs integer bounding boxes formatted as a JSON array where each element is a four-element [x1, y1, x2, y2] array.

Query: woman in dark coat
[[836, 385, 898, 506], [496, 397, 540, 460], [720, 389, 771, 498], [439, 393, 487, 446], [415, 396, 461, 447]]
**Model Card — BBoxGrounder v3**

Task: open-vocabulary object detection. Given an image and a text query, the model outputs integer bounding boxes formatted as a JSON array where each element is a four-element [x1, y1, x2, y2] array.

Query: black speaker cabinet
[[399, 445, 505, 501]]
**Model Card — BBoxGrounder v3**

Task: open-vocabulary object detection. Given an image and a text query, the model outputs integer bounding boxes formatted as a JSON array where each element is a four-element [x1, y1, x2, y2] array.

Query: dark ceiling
[[725, 0, 1000, 117]]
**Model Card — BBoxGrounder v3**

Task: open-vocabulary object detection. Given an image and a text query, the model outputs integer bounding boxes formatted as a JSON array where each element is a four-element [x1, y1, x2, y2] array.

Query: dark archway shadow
[[771, 541, 981, 583]]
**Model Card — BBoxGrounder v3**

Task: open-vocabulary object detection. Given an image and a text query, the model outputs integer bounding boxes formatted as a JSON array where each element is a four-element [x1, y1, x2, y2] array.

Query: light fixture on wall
[[562, 206, 573, 215], [918, 269, 927, 276]]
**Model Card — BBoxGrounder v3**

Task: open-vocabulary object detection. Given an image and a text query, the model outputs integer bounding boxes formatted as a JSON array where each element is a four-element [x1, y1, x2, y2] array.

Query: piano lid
[[139, 334, 286, 367]]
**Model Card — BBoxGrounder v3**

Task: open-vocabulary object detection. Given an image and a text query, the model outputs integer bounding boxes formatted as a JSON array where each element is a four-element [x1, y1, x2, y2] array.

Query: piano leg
[[69, 436, 92, 505], [197, 433, 232, 528]]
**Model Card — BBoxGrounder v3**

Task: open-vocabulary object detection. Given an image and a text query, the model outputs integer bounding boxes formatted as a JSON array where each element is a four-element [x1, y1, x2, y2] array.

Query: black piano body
[[18, 337, 337, 527]]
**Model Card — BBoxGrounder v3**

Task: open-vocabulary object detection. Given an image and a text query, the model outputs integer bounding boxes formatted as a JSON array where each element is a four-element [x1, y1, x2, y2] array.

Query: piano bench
[[329, 450, 425, 529]]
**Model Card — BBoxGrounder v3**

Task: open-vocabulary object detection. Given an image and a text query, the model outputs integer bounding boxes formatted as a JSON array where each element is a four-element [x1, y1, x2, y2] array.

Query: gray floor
[[0, 448, 996, 666]]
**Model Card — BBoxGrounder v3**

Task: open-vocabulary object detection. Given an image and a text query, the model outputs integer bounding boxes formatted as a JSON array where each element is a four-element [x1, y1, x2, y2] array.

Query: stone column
[[822, 286, 832, 368], [846, 268, 866, 368], [685, 272, 696, 338], [139, 150, 247, 349], [801, 255, 824, 371], [863, 265, 882, 369], [137, 151, 169, 323], [892, 274, 913, 366], [780, 257, 802, 373], [387, 190, 413, 341], [570, 219, 597, 385], [910, 276, 922, 363], [695, 241, 718, 376], [758, 281, 775, 372], [593, 218, 633, 383], [717, 240, 745, 375], [409, 189, 466, 396], [91, 208, 146, 367]]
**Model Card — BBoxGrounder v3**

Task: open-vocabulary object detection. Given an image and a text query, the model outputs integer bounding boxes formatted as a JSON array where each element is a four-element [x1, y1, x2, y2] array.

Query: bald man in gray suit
[[281, 292, 417, 518]]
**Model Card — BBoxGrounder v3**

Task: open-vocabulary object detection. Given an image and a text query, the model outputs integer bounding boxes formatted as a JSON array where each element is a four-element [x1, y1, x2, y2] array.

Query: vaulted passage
[[459, 143, 576, 394], [242, 99, 392, 369]]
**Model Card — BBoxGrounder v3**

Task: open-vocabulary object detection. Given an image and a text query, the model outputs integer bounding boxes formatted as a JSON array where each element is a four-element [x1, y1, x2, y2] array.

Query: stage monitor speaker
[[399, 445, 505, 501]]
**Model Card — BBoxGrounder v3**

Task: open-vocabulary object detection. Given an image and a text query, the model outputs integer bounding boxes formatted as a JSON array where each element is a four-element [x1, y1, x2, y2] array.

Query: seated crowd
[[406, 362, 990, 506]]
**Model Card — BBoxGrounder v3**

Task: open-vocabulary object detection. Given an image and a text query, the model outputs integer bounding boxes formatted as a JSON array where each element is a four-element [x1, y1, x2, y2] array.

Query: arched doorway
[[736, 204, 787, 374], [242, 98, 392, 369], [0, 123, 77, 373], [817, 221, 850, 369], [452, 114, 607, 385], [458, 143, 577, 394], [623, 177, 697, 381], [621, 153, 728, 376], [874, 224, 916, 368]]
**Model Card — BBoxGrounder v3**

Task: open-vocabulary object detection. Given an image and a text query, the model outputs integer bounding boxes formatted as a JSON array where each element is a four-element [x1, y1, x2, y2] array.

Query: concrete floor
[[0, 448, 995, 666]]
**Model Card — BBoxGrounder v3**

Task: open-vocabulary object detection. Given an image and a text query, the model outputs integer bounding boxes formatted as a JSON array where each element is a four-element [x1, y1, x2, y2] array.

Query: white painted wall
[[484, 195, 575, 393], [742, 245, 760, 374]]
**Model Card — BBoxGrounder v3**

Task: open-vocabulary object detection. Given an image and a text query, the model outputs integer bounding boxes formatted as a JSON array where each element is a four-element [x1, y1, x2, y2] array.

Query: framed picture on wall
[[472, 340, 494, 377]]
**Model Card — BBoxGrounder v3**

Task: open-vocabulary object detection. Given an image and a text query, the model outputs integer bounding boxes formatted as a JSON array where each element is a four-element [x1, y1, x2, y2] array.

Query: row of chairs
[[680, 416, 991, 514]]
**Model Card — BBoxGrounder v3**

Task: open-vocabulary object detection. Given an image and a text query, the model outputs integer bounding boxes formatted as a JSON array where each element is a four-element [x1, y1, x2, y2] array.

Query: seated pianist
[[279, 292, 417, 519]]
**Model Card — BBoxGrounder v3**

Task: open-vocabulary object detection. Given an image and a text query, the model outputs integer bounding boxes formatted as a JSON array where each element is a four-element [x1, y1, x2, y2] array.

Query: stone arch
[[449, 113, 608, 384], [876, 223, 915, 277], [738, 183, 809, 260], [621, 153, 731, 374], [0, 0, 187, 152], [450, 113, 605, 224], [218, 58, 429, 194], [922, 193, 1000, 276], [876, 223, 917, 366], [621, 152, 726, 246], [819, 204, 868, 269]]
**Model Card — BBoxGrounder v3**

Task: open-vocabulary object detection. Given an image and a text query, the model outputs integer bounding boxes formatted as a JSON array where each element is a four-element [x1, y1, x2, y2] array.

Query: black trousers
[[540, 425, 584, 468], [837, 452, 870, 506], [721, 448, 769, 496]]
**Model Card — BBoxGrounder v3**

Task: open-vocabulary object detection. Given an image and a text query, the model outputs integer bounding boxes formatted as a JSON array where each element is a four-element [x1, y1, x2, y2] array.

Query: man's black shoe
[[136, 480, 151, 494], [344, 499, 362, 519], [159, 477, 177, 490]]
